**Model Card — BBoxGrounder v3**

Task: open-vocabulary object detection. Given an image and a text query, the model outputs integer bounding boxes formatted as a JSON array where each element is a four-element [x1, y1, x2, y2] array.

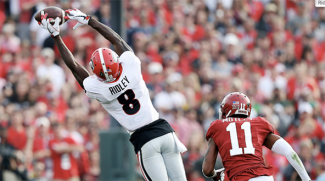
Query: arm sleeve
[[271, 138, 311, 181]]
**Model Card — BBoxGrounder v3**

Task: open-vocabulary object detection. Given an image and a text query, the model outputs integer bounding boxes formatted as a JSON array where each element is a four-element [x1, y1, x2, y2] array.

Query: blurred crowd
[[1, 0, 325, 181]]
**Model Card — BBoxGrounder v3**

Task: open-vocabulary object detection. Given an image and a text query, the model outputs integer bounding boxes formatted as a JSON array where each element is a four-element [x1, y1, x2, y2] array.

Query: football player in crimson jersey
[[202, 92, 311, 181], [37, 9, 187, 181]]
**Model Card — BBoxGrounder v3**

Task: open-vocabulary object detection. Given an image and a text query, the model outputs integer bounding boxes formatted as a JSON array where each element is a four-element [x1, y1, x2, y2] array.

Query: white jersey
[[83, 51, 159, 132]]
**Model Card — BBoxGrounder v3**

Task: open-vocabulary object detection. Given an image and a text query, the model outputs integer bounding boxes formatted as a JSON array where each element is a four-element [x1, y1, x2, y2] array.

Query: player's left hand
[[64, 9, 90, 30], [212, 168, 225, 181], [38, 10, 61, 37]]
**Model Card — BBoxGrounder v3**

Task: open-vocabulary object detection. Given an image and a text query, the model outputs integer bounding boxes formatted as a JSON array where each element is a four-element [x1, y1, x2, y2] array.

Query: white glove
[[38, 11, 61, 37], [64, 9, 90, 30]]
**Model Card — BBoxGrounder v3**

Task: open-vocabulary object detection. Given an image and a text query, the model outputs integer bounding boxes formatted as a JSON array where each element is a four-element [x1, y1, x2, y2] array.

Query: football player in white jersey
[[38, 9, 187, 181]]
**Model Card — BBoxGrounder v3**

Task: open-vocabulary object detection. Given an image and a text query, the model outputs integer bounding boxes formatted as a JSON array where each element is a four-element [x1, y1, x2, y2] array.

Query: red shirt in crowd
[[7, 127, 27, 150], [0, 10, 5, 29], [286, 77, 318, 100], [286, 0, 297, 9], [49, 137, 79, 180], [19, 0, 35, 23], [245, 0, 264, 22], [294, 36, 324, 62], [33, 133, 50, 159], [181, 25, 206, 42]]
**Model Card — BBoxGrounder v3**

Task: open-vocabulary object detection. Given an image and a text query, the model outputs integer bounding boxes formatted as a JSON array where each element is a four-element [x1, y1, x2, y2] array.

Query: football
[[34, 6, 66, 25]]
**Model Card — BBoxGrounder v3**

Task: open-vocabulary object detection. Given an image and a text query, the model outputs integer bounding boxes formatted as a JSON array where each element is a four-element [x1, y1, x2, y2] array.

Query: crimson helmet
[[219, 92, 251, 119], [89, 48, 120, 83]]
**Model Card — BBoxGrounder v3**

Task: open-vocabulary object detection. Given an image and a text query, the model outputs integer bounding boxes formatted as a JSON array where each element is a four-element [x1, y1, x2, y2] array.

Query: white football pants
[[136, 133, 187, 181], [248, 176, 274, 181]]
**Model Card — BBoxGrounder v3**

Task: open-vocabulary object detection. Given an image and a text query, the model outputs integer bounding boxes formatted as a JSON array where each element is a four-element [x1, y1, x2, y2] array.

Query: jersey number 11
[[226, 122, 255, 156]]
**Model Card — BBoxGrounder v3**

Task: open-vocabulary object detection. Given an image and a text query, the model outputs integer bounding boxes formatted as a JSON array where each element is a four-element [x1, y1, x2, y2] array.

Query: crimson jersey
[[206, 117, 274, 181], [49, 137, 79, 180]]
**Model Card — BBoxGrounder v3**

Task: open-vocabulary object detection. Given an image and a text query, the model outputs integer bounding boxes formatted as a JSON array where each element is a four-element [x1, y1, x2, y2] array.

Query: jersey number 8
[[117, 89, 141, 115]]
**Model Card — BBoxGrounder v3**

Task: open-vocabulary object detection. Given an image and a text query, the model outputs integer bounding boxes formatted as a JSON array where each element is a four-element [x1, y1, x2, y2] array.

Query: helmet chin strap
[[117, 65, 121, 77], [226, 110, 232, 118]]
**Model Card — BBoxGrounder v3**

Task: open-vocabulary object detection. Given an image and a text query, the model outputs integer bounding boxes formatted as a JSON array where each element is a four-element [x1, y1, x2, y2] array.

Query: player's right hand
[[212, 168, 225, 181], [38, 10, 61, 37], [64, 9, 90, 30]]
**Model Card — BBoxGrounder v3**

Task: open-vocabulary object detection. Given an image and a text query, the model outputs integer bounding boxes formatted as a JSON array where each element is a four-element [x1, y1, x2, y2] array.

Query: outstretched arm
[[264, 133, 311, 181], [202, 138, 225, 181], [88, 18, 133, 56], [65, 9, 133, 56], [37, 11, 89, 89], [53, 36, 90, 89]]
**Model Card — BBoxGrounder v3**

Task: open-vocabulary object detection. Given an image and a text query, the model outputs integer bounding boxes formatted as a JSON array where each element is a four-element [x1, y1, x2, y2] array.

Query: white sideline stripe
[[98, 48, 109, 81]]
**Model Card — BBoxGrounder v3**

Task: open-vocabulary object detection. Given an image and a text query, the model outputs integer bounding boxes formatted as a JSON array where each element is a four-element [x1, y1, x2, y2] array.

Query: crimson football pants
[[136, 133, 187, 181]]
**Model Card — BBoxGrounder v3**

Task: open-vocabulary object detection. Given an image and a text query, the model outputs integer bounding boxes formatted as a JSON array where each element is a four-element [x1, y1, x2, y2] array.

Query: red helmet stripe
[[98, 48, 110, 81]]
